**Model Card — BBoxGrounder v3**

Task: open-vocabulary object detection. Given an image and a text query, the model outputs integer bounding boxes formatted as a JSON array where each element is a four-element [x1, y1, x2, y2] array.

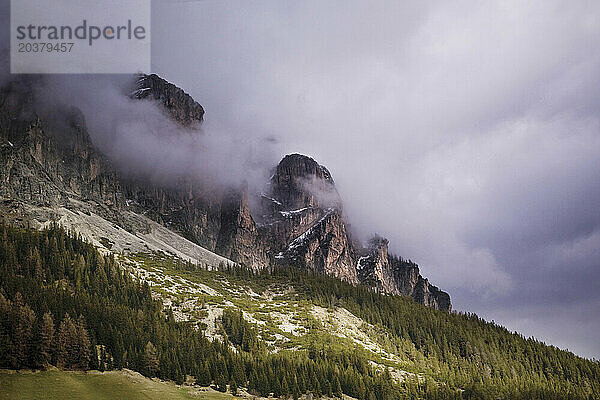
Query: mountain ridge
[[0, 73, 450, 310]]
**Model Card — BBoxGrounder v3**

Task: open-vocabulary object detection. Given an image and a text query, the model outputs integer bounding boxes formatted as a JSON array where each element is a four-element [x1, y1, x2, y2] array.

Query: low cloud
[[5, 73, 277, 194]]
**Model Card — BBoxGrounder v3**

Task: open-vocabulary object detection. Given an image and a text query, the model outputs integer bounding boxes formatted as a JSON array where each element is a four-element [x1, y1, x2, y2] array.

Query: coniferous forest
[[0, 223, 599, 399]]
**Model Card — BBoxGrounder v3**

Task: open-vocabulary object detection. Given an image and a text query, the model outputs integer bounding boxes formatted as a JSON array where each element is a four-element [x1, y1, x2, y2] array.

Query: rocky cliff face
[[258, 154, 358, 283], [358, 236, 451, 310], [271, 208, 358, 283], [0, 80, 123, 209], [256, 154, 451, 310], [132, 74, 205, 127], [215, 184, 268, 270], [0, 75, 450, 311], [0, 77, 252, 266]]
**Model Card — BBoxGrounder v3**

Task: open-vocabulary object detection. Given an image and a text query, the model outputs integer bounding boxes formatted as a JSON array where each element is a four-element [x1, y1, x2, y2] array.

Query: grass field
[[0, 369, 234, 400]]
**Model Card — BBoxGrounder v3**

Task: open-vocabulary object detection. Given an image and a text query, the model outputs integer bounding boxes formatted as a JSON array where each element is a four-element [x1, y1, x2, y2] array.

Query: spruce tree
[[333, 375, 343, 398], [0, 293, 13, 368], [56, 313, 77, 369], [143, 341, 160, 377], [35, 312, 55, 368], [229, 378, 238, 395], [14, 300, 35, 369], [75, 316, 91, 370]]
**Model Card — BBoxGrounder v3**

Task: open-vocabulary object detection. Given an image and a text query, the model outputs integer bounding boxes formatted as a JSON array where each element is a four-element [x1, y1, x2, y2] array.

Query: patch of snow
[[357, 256, 369, 270], [125, 199, 140, 207], [131, 87, 151, 97], [279, 208, 309, 218], [260, 193, 282, 206], [284, 208, 335, 253]]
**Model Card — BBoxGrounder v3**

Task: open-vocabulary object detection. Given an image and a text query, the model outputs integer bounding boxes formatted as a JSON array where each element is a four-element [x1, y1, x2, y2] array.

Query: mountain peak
[[132, 73, 205, 127], [270, 153, 340, 211], [275, 153, 334, 183]]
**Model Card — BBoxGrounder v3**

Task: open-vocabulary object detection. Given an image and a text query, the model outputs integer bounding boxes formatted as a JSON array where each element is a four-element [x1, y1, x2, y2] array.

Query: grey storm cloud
[[1, 0, 599, 358]]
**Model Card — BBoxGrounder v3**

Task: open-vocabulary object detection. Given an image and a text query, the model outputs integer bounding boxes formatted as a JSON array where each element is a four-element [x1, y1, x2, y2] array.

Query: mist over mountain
[[0, 71, 451, 310]]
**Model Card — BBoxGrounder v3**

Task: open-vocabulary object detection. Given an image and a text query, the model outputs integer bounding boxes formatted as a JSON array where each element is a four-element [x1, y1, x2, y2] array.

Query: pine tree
[[88, 336, 99, 371], [14, 300, 35, 369], [143, 341, 160, 377], [0, 293, 13, 368], [229, 378, 238, 395], [281, 375, 290, 396], [56, 313, 77, 369], [195, 361, 211, 386], [216, 372, 228, 392], [333, 375, 343, 398], [30, 247, 43, 280], [35, 312, 55, 368], [75, 316, 91, 370]]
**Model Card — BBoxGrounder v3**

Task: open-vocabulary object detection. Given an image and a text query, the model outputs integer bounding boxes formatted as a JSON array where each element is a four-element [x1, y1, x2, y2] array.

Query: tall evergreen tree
[[229, 378, 238, 395], [34, 312, 55, 368], [75, 316, 91, 370], [143, 341, 160, 377], [56, 314, 77, 369], [14, 298, 35, 369]]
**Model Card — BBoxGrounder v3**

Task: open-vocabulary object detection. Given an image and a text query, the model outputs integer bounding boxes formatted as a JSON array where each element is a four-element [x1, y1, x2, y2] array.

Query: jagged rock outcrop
[[0, 77, 251, 265], [277, 209, 358, 283], [259, 154, 451, 310], [258, 154, 358, 283], [269, 153, 341, 211], [215, 184, 268, 270], [0, 80, 123, 209], [358, 236, 451, 310], [132, 74, 205, 126]]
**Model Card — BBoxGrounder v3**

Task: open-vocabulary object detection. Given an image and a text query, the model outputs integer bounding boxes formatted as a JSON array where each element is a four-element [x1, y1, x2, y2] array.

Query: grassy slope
[[124, 253, 425, 377], [0, 370, 232, 400]]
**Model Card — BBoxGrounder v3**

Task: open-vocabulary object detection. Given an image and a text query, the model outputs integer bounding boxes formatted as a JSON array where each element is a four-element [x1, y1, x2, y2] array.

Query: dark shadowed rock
[[258, 154, 358, 283], [216, 184, 269, 270], [132, 74, 205, 127], [270, 153, 341, 210], [358, 235, 451, 311]]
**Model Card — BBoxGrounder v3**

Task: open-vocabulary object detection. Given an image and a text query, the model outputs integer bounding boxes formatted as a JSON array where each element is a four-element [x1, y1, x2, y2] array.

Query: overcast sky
[[151, 0, 600, 359]]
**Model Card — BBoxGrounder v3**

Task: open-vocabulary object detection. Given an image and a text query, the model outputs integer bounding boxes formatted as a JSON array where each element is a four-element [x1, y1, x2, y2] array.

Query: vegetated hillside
[[0, 224, 599, 399]]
